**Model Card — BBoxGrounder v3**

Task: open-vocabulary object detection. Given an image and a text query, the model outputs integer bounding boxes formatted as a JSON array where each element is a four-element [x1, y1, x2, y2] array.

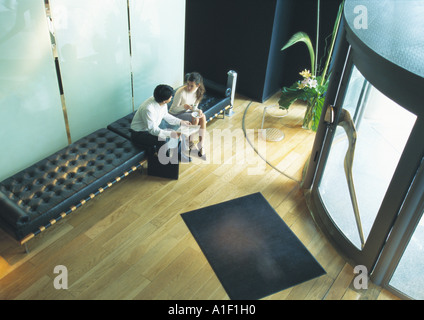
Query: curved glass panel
[[389, 212, 424, 299], [318, 66, 417, 249]]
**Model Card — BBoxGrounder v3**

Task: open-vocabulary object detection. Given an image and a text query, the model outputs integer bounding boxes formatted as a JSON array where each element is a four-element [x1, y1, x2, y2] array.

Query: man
[[130, 84, 191, 155]]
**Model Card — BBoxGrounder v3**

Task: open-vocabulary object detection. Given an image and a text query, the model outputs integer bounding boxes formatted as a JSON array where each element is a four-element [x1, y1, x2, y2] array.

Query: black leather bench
[[0, 128, 146, 246], [0, 73, 236, 249]]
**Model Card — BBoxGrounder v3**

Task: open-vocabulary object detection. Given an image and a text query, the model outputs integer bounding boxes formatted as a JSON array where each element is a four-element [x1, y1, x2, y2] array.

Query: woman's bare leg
[[197, 115, 206, 155]]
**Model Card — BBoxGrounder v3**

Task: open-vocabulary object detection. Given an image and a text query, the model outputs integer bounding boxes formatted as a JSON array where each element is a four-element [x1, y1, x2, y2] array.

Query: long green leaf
[[281, 32, 315, 75], [316, 0, 320, 78], [312, 97, 325, 131], [320, 1, 344, 85], [278, 86, 302, 110]]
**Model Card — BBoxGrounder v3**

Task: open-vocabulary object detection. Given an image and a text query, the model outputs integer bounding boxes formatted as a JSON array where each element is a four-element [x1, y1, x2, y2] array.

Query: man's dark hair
[[153, 84, 173, 103]]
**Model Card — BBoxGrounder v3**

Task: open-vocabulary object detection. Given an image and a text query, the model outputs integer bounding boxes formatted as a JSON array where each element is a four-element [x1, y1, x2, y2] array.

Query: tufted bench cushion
[[200, 92, 231, 122], [107, 112, 136, 141], [201, 79, 231, 122], [0, 128, 146, 243]]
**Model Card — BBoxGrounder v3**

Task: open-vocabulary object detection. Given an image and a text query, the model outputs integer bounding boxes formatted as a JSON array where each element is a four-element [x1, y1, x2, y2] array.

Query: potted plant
[[279, 0, 344, 131]]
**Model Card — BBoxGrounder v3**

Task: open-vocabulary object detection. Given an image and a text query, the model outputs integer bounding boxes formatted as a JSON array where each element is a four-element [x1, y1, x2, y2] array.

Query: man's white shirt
[[131, 97, 181, 140]]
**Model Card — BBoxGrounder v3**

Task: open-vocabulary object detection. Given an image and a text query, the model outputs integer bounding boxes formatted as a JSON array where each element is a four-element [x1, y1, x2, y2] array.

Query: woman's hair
[[153, 84, 173, 103], [185, 72, 205, 103]]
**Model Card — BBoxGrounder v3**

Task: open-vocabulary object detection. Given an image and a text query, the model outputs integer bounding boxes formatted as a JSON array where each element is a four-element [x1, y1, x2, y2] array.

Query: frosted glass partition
[[0, 0, 68, 181], [49, 0, 133, 142], [129, 0, 186, 107]]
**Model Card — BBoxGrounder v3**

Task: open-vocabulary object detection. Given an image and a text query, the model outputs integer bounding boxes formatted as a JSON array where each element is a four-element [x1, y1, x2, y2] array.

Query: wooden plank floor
[[0, 93, 400, 300]]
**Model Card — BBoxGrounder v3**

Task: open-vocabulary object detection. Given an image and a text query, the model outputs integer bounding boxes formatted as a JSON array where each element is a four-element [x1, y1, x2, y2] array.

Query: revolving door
[[303, 0, 424, 299]]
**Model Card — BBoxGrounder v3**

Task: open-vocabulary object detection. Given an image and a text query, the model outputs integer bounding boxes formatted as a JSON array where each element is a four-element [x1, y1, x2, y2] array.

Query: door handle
[[338, 108, 366, 249], [324, 105, 335, 124]]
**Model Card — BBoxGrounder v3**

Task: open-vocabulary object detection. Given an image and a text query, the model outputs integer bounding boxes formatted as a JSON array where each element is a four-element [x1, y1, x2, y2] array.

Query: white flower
[[309, 79, 318, 88]]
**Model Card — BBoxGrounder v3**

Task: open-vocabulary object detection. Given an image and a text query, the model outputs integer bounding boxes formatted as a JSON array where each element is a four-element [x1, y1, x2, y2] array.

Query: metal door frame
[[370, 156, 424, 299], [304, 25, 424, 273]]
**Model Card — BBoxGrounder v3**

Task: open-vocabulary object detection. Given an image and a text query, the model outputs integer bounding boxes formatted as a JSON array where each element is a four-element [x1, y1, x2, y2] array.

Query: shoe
[[197, 147, 206, 159]]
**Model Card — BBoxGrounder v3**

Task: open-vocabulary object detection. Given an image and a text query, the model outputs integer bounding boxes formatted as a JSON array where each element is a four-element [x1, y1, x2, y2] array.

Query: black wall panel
[[185, 0, 342, 102]]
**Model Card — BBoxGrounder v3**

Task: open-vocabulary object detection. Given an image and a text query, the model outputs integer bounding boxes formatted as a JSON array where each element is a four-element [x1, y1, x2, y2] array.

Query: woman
[[169, 72, 207, 157]]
